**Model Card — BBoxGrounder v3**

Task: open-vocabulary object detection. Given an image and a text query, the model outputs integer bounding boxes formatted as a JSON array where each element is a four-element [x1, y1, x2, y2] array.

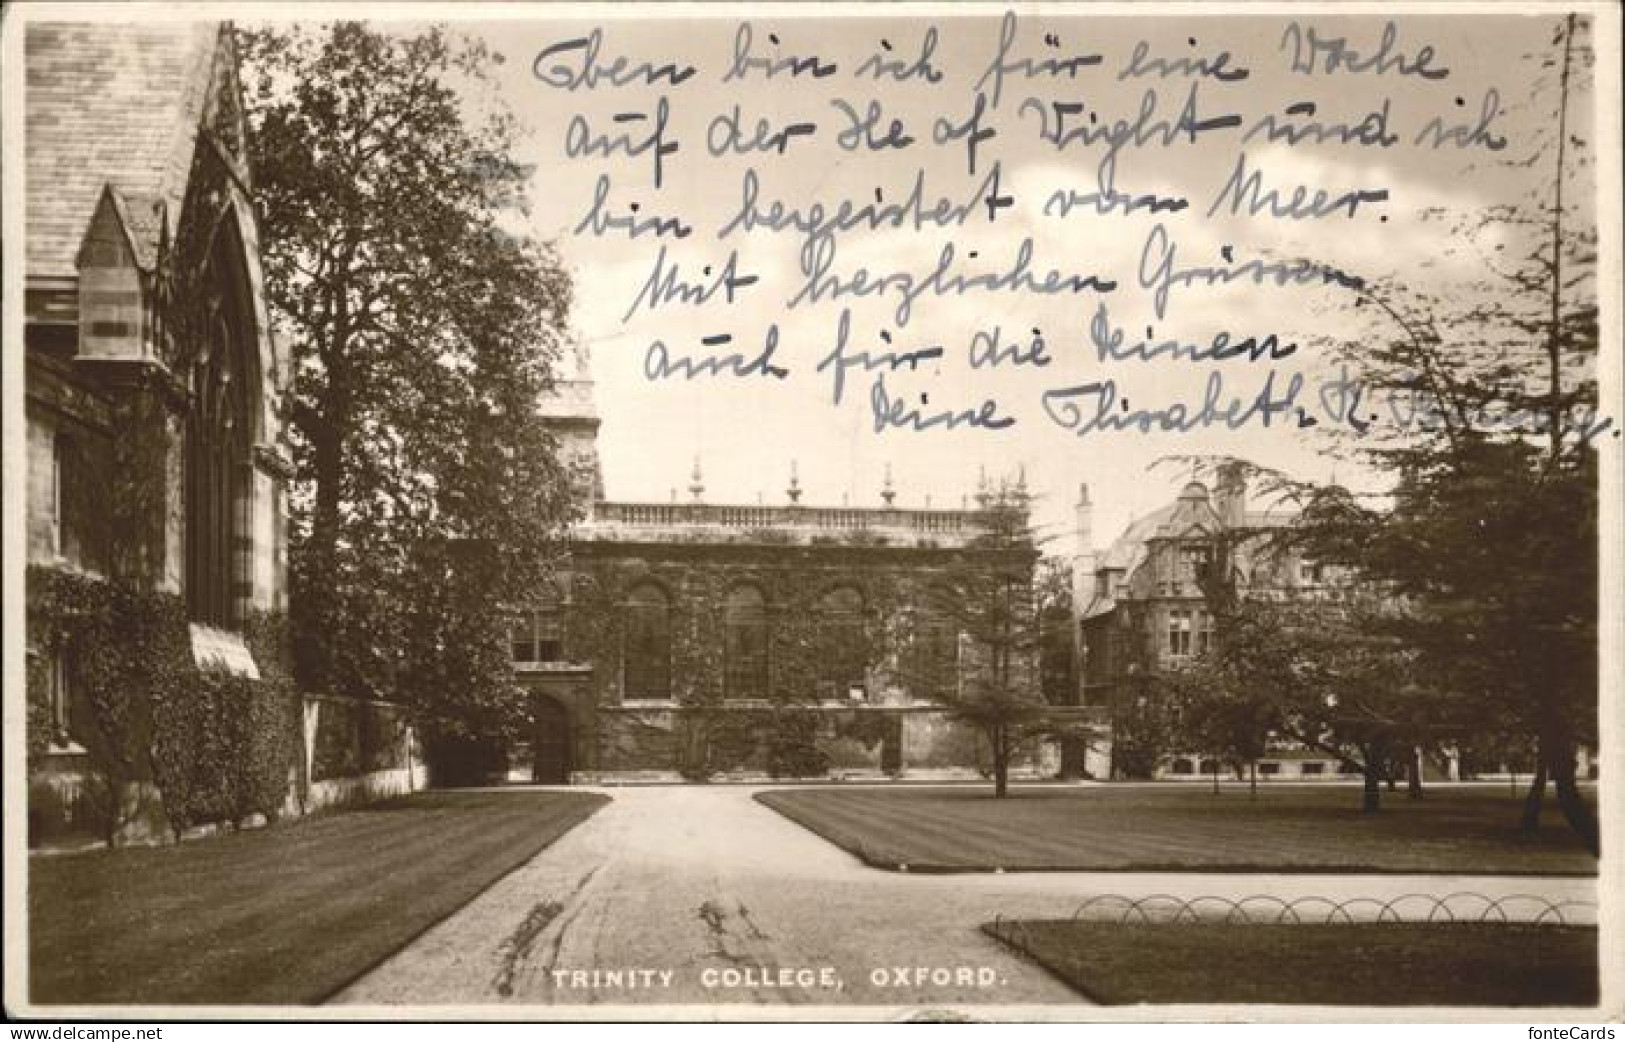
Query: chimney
[[1074, 483, 1095, 609], [1215, 463, 1246, 529]]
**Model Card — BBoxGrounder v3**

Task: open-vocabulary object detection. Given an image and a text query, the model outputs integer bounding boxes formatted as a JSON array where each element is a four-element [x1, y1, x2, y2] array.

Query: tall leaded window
[[185, 223, 255, 628], [723, 585, 768, 701], [511, 602, 564, 666], [623, 583, 671, 701], [816, 587, 867, 700], [1195, 610, 1215, 656], [1167, 609, 1194, 657]]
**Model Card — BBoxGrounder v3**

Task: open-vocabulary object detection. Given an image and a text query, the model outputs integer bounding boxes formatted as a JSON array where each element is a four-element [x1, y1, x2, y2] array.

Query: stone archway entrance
[[531, 695, 572, 784]]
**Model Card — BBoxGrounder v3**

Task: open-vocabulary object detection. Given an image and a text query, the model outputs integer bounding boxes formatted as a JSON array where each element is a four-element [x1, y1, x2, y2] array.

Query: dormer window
[[76, 189, 154, 361], [1179, 545, 1212, 585]]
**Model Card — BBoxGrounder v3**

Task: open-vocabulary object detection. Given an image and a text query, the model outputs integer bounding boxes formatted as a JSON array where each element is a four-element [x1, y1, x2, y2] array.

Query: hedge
[[27, 565, 302, 843], [152, 668, 299, 837]]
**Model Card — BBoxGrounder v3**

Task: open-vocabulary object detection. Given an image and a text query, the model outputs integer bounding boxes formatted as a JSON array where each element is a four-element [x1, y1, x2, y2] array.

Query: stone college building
[[511, 349, 1102, 783]]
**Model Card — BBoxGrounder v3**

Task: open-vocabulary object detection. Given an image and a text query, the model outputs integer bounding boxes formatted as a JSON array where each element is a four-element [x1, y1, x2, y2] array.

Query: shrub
[[766, 710, 830, 779], [24, 649, 55, 774], [227, 674, 299, 824], [42, 572, 193, 844], [152, 668, 302, 835], [151, 666, 236, 838], [29, 568, 303, 842]]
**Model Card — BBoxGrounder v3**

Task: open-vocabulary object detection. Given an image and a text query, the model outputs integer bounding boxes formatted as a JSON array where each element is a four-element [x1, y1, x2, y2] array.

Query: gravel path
[[331, 785, 1597, 1011]]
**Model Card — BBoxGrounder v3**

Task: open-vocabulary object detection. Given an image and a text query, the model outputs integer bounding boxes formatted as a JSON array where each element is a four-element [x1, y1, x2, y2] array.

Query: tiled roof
[[1099, 504, 1175, 571], [104, 188, 168, 271], [25, 22, 219, 278]]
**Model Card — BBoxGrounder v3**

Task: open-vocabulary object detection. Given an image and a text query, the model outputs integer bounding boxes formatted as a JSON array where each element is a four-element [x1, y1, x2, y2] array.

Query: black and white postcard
[[3, 1, 1620, 1025]]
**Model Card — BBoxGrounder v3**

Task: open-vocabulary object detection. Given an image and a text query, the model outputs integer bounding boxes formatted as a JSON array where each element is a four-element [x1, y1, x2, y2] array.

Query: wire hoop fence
[[987, 891, 1597, 932]]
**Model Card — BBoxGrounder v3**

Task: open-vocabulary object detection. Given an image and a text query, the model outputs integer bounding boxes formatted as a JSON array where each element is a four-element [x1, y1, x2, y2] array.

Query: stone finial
[[881, 462, 896, 507], [787, 459, 802, 504], [975, 466, 991, 508], [689, 456, 705, 502]]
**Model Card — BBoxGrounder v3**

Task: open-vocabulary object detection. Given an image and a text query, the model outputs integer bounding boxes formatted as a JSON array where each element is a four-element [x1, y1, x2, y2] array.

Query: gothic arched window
[[723, 584, 768, 701], [623, 583, 671, 701], [185, 221, 255, 628]]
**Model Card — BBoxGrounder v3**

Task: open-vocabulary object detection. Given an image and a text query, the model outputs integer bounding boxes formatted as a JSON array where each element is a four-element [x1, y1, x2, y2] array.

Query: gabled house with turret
[[1076, 468, 1352, 780]]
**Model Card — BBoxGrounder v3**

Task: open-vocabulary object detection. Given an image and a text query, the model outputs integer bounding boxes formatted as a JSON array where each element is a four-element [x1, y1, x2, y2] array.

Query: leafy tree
[[1036, 557, 1077, 706], [1293, 14, 1601, 848], [1164, 658, 1275, 798], [1140, 460, 1442, 810], [241, 24, 577, 769], [1300, 440, 1597, 838], [906, 482, 1048, 798], [1273, 598, 1427, 814], [1107, 661, 1178, 780]]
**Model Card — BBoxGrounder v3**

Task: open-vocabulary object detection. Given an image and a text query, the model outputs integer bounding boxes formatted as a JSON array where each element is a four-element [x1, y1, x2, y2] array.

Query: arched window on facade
[[185, 220, 256, 629], [816, 587, 867, 701], [723, 584, 768, 701], [623, 583, 671, 701], [905, 586, 960, 701]]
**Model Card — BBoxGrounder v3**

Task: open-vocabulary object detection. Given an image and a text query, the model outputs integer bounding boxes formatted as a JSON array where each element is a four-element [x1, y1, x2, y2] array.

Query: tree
[[1165, 658, 1275, 798], [1274, 598, 1427, 814], [1036, 558, 1077, 706], [1106, 662, 1177, 780], [1299, 14, 1601, 849], [906, 481, 1048, 798], [241, 24, 577, 769], [1173, 464, 1289, 798], [1143, 460, 1443, 811]]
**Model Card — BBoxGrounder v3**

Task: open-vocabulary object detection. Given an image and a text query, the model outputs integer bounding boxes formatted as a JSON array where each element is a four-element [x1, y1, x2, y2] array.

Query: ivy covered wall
[[536, 539, 1046, 780]]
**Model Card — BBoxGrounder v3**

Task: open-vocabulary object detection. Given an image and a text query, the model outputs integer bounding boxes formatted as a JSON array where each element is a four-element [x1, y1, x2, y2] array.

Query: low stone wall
[[586, 704, 1067, 783], [293, 695, 423, 813], [304, 766, 417, 813]]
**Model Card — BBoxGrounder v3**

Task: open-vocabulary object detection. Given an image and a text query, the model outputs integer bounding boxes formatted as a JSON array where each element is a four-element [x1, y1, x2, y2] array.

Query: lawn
[[755, 786, 1598, 874], [982, 921, 1599, 1006], [29, 789, 608, 1006]]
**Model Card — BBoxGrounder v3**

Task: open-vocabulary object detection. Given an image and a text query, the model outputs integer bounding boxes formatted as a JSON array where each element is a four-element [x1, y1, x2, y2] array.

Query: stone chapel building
[[23, 23, 291, 821]]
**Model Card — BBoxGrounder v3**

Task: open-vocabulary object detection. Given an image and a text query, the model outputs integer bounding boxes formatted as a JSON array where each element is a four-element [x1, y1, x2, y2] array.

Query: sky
[[448, 7, 1598, 555]]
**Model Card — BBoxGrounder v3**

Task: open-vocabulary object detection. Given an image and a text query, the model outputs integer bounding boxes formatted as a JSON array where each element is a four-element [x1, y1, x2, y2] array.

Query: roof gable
[[26, 21, 220, 278], [76, 185, 168, 273]]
